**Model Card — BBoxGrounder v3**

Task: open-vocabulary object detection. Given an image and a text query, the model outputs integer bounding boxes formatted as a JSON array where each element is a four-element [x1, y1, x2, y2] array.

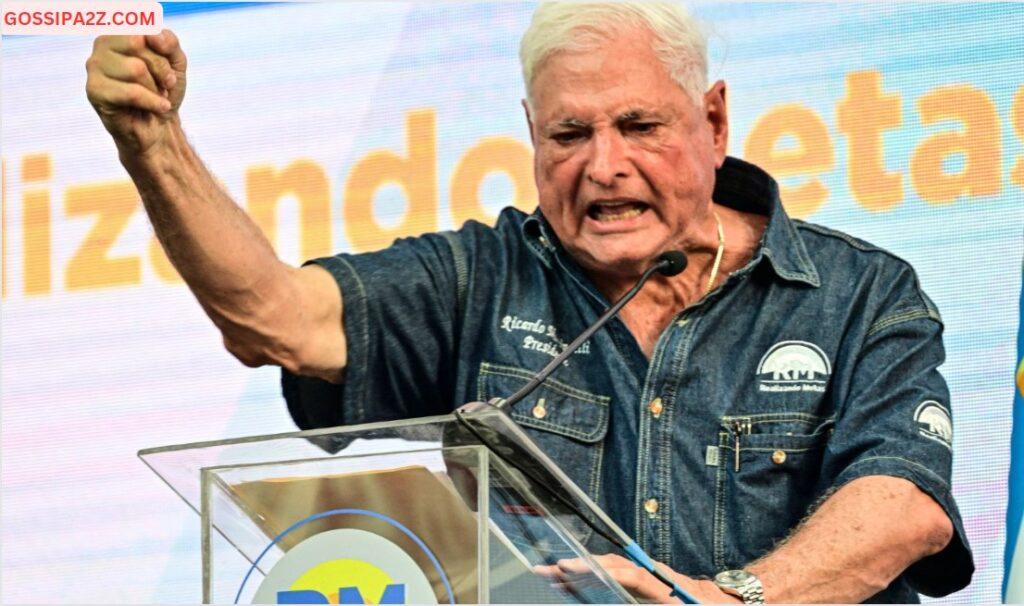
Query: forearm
[[747, 475, 953, 603], [119, 122, 298, 357]]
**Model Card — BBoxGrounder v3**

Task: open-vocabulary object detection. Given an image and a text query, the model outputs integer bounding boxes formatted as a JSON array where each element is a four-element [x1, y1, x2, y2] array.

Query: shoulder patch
[[914, 400, 952, 450]]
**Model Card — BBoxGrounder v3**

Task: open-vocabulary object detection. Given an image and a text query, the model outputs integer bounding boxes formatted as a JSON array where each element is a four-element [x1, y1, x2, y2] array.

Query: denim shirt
[[283, 157, 973, 602]]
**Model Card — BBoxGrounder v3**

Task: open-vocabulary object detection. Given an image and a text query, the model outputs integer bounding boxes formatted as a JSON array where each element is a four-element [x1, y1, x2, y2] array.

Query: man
[[86, 2, 972, 602]]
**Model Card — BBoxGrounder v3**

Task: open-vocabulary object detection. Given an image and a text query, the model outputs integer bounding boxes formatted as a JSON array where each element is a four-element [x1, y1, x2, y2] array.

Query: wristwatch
[[713, 569, 765, 604]]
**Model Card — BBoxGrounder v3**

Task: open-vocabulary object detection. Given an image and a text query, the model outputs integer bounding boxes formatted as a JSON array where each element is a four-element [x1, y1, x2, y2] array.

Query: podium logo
[[756, 341, 831, 393], [253, 528, 437, 605]]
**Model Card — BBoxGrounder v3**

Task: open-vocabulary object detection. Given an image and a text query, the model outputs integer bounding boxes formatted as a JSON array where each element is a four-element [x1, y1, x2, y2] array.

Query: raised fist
[[85, 30, 187, 158]]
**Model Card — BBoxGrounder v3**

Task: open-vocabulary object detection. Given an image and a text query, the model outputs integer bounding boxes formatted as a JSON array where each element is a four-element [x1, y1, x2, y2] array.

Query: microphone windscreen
[[656, 251, 688, 276]]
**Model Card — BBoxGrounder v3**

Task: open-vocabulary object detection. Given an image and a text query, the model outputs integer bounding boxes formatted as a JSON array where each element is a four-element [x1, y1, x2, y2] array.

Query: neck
[[586, 203, 768, 359], [590, 205, 724, 307]]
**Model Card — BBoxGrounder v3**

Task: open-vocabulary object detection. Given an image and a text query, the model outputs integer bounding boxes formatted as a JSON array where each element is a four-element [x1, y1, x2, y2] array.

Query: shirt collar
[[521, 156, 820, 288], [713, 156, 820, 287]]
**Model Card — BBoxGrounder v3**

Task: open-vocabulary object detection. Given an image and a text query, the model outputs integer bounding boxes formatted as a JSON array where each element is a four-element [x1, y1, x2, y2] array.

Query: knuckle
[[129, 59, 148, 79], [152, 58, 170, 77], [127, 35, 145, 52]]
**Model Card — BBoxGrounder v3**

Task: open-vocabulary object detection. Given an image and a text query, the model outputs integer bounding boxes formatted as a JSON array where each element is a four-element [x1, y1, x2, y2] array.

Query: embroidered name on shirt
[[756, 340, 831, 393], [500, 314, 590, 361]]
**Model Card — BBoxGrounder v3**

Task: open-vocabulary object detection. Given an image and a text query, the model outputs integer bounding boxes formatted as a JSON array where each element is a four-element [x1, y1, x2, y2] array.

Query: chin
[[575, 241, 658, 277]]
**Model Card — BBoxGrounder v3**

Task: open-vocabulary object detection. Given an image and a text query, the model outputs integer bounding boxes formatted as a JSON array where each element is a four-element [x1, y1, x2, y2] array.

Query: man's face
[[526, 30, 728, 278]]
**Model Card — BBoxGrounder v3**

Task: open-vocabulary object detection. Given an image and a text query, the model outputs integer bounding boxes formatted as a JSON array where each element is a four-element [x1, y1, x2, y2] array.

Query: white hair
[[520, 2, 708, 107]]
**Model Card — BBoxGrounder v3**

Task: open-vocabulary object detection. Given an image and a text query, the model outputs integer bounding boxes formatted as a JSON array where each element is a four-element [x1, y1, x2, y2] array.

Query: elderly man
[[86, 2, 972, 603]]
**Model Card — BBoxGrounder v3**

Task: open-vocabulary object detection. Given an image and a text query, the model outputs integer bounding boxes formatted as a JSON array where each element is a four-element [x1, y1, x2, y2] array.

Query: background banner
[[2, 2, 1022, 602]]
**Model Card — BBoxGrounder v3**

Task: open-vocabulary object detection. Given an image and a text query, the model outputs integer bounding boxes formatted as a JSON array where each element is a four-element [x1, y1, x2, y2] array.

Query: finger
[[556, 557, 608, 574], [90, 74, 171, 114], [97, 53, 161, 94], [145, 29, 187, 73], [133, 44, 175, 91], [592, 553, 633, 568], [104, 35, 175, 90], [104, 34, 147, 55], [605, 566, 646, 590]]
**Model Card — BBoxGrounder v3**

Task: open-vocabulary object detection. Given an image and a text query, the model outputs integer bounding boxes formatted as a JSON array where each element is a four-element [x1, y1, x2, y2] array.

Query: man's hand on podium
[[534, 554, 741, 604]]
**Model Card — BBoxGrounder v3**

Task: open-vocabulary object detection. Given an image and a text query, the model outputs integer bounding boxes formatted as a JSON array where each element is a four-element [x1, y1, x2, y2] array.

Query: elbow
[[919, 502, 954, 557], [222, 333, 276, 369], [221, 326, 306, 374], [220, 315, 307, 372]]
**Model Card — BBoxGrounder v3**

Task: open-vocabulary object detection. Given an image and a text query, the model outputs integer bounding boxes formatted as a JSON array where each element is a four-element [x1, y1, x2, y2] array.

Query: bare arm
[[744, 475, 953, 602], [544, 475, 953, 603], [86, 31, 345, 380]]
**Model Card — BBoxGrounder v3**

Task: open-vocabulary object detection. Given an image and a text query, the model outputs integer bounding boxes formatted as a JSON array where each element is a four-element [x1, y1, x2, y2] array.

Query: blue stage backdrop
[[1, 2, 1021, 602]]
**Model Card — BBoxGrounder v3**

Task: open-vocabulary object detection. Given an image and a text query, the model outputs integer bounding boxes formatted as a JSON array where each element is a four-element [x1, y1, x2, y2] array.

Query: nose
[[585, 130, 630, 188]]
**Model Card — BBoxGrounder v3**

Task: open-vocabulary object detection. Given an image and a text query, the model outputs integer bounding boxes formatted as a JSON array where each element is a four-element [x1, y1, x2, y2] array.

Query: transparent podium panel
[[140, 413, 636, 604]]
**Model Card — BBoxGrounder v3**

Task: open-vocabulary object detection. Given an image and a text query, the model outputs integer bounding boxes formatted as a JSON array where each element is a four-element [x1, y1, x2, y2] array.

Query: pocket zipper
[[731, 417, 753, 472]]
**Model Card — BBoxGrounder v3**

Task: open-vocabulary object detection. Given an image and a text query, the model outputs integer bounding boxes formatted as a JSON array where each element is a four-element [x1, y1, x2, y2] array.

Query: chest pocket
[[477, 362, 610, 545], [713, 412, 833, 569]]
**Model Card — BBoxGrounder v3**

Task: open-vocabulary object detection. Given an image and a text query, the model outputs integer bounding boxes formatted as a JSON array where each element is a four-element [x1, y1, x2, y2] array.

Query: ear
[[703, 80, 729, 168], [522, 98, 537, 146]]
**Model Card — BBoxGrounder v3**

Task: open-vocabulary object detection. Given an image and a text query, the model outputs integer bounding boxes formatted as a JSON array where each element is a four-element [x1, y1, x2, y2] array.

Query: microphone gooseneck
[[453, 250, 698, 603], [495, 251, 688, 412]]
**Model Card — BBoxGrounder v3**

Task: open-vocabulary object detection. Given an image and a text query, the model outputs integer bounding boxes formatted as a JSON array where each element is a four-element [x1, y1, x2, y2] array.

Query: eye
[[626, 122, 659, 134], [551, 131, 584, 144]]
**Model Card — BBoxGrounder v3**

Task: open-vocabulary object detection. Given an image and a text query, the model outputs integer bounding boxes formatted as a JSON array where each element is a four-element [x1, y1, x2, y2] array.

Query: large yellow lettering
[[837, 71, 903, 211], [22, 154, 52, 295], [743, 104, 834, 218], [450, 137, 536, 226], [247, 160, 332, 261], [1012, 86, 1023, 187], [64, 182, 142, 290], [909, 85, 1001, 204], [343, 109, 438, 252]]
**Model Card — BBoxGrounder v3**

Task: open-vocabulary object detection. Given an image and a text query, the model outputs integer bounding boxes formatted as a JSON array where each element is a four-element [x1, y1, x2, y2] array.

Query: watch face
[[715, 569, 754, 587]]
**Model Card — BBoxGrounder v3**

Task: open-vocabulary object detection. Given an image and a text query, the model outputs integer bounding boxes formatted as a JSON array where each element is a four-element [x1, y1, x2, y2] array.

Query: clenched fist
[[85, 30, 187, 158]]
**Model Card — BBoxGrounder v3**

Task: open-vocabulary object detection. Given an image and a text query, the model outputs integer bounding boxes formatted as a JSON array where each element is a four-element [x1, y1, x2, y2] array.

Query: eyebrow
[[547, 109, 663, 131], [554, 118, 589, 130]]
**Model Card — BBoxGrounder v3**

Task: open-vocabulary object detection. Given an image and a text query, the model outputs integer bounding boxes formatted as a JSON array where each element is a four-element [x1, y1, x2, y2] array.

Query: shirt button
[[644, 498, 659, 514], [771, 450, 787, 465], [648, 397, 664, 418], [532, 398, 547, 419]]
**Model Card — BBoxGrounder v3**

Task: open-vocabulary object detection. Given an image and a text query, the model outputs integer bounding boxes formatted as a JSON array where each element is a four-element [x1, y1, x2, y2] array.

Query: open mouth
[[586, 200, 649, 223]]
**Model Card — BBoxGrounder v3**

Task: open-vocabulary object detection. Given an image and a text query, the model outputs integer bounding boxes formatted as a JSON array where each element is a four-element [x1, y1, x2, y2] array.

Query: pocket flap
[[720, 411, 834, 450], [478, 362, 610, 443]]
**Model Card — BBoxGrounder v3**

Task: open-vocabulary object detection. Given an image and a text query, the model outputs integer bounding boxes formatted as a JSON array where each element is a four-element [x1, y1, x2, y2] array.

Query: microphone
[[449, 250, 699, 603], [496, 250, 687, 412]]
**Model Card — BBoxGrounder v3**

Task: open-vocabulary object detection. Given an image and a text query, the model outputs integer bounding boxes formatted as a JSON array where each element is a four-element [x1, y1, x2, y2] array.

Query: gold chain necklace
[[705, 210, 725, 296]]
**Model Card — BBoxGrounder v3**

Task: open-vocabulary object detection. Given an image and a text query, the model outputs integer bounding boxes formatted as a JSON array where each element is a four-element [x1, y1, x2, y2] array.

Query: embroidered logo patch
[[914, 400, 952, 449], [756, 341, 831, 393]]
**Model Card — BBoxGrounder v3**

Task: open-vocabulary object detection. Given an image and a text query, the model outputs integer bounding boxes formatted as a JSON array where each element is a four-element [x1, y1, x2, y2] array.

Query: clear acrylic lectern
[[140, 410, 637, 604]]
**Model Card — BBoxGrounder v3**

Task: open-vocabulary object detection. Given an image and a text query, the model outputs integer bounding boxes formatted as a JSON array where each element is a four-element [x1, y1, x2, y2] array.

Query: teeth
[[593, 205, 644, 222]]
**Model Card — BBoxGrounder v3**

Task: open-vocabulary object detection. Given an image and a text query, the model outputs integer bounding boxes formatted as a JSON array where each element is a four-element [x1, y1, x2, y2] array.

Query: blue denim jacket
[[284, 157, 973, 602]]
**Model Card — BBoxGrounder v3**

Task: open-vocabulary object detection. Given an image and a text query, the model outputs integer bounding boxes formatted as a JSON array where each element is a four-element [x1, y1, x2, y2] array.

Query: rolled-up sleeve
[[282, 231, 464, 431], [822, 305, 974, 597]]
